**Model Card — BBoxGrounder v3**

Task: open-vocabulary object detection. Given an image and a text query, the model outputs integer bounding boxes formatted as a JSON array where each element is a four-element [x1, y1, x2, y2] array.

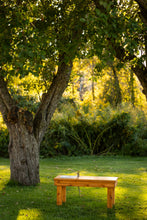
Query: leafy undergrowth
[[0, 156, 146, 220]]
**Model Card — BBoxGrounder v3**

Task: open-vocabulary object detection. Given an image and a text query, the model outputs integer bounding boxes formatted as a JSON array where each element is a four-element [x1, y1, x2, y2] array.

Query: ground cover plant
[[0, 156, 146, 220]]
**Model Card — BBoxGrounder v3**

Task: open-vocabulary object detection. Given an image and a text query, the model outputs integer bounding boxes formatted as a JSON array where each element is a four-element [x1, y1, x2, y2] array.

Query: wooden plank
[[54, 177, 118, 188], [55, 181, 116, 188], [61, 180, 114, 186], [54, 176, 118, 182]]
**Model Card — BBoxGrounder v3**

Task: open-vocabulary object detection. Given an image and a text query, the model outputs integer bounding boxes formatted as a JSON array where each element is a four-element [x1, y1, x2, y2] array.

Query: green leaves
[[0, 0, 146, 108]]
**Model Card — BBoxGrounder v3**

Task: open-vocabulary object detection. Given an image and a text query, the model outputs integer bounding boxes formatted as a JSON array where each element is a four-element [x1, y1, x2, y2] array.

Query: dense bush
[[40, 108, 147, 157], [0, 102, 147, 158], [0, 128, 9, 158]]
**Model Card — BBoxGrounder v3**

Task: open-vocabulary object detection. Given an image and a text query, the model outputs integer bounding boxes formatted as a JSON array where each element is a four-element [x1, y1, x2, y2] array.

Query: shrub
[[122, 139, 147, 156], [0, 128, 9, 158], [40, 104, 147, 157]]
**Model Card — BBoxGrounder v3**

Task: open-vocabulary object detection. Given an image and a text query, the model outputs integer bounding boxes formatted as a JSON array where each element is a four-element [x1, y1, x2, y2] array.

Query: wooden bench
[[54, 175, 118, 209]]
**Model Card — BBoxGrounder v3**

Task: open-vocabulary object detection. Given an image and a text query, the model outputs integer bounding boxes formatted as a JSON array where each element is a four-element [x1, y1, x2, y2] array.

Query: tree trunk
[[8, 125, 39, 185], [92, 77, 95, 101], [130, 70, 135, 107], [7, 108, 40, 185], [79, 75, 84, 101], [91, 61, 96, 101], [111, 65, 122, 106]]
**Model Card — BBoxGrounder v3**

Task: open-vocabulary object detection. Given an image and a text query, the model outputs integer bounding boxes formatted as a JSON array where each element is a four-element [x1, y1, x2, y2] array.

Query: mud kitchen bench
[[54, 175, 118, 209]]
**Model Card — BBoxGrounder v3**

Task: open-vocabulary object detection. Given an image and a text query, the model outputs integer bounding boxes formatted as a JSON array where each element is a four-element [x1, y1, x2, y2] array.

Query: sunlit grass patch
[[17, 209, 43, 220], [0, 156, 147, 219], [0, 164, 10, 191]]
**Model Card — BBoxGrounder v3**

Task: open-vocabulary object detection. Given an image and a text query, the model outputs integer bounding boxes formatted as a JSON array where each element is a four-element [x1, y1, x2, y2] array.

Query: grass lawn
[[0, 155, 147, 220]]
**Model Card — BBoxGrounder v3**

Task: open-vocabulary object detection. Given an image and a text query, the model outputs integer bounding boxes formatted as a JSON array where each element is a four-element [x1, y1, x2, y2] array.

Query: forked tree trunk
[[0, 60, 73, 186]]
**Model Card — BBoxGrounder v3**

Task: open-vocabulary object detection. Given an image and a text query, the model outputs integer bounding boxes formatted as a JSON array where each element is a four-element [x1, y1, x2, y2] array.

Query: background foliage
[[1, 99, 147, 158], [0, 0, 147, 159], [0, 56, 147, 158], [40, 100, 147, 157]]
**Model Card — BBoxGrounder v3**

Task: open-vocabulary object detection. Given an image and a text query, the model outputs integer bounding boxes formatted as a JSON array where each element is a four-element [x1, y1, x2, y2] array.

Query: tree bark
[[5, 105, 40, 185], [8, 122, 40, 185]]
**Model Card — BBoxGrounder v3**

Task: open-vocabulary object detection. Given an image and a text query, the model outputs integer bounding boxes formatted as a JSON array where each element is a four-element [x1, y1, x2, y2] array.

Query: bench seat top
[[54, 175, 118, 187], [54, 175, 118, 181]]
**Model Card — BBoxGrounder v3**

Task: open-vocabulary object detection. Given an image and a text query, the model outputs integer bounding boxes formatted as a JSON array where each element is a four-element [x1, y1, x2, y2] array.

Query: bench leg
[[62, 186, 66, 203], [107, 187, 115, 209], [57, 186, 63, 205]]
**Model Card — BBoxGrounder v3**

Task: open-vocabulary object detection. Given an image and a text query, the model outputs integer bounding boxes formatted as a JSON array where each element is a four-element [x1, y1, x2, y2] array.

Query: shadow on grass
[[0, 180, 145, 220], [0, 156, 146, 219]]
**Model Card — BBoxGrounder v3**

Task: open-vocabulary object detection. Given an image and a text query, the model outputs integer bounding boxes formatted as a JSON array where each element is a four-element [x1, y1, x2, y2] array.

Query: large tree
[[0, 0, 146, 185], [0, 0, 90, 185]]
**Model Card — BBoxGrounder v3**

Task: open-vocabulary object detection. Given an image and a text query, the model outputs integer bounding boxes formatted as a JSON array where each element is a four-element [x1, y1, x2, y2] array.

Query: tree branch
[[0, 77, 15, 111], [135, 0, 147, 18], [0, 96, 8, 124], [132, 64, 147, 99], [33, 58, 73, 143], [93, 0, 147, 99]]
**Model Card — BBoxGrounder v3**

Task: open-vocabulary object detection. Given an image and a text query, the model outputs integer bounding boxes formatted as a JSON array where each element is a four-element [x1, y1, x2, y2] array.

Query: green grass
[[0, 156, 147, 220]]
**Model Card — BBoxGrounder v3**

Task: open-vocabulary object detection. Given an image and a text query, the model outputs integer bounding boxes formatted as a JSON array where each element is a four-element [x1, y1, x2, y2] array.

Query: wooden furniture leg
[[107, 187, 115, 208], [62, 186, 66, 203], [57, 186, 62, 205]]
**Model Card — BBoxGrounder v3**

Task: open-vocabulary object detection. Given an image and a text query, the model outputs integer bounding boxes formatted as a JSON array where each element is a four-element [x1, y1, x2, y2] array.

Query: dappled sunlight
[[17, 209, 43, 220], [137, 167, 147, 173], [115, 174, 147, 219], [0, 165, 10, 190], [0, 165, 9, 170], [0, 167, 10, 177], [54, 167, 147, 219], [0, 157, 146, 219]]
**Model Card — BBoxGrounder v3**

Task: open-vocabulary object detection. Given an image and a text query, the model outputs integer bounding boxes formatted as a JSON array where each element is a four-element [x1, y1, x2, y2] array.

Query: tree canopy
[[0, 1, 147, 94]]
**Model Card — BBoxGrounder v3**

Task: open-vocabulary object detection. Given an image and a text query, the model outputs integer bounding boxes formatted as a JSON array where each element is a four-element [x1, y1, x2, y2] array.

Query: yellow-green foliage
[[40, 99, 147, 157], [0, 114, 6, 129], [0, 58, 147, 158], [65, 57, 147, 111]]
